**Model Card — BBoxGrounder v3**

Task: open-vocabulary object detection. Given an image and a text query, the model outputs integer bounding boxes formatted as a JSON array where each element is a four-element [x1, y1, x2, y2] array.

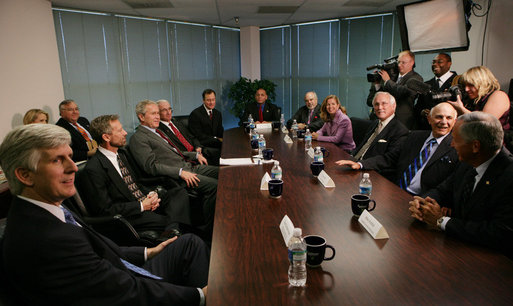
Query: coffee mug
[[262, 148, 274, 160], [351, 194, 376, 216], [304, 235, 336, 267], [272, 121, 280, 130], [310, 161, 324, 177], [250, 139, 259, 149], [297, 129, 305, 138], [320, 147, 330, 158], [268, 179, 283, 198]]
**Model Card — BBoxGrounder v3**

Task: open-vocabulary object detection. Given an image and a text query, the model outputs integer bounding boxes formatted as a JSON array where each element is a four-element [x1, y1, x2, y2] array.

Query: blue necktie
[[399, 138, 438, 189], [60, 206, 162, 280]]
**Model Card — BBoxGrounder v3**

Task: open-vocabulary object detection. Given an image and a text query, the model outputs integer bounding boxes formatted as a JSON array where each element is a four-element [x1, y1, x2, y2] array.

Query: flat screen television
[[397, 0, 469, 53]]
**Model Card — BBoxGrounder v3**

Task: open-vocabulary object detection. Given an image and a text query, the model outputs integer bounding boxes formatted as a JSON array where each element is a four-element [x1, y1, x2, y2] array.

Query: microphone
[[406, 79, 431, 95]]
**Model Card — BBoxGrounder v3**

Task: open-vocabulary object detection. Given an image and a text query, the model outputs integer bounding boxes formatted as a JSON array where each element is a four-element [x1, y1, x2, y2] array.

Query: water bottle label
[[314, 156, 323, 163], [305, 135, 312, 141], [271, 172, 282, 180], [359, 186, 372, 195], [288, 249, 306, 261], [251, 134, 258, 140]]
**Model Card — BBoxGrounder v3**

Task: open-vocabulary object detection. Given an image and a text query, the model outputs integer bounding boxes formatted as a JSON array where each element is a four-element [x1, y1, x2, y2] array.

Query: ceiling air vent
[[122, 0, 174, 9], [257, 6, 299, 14]]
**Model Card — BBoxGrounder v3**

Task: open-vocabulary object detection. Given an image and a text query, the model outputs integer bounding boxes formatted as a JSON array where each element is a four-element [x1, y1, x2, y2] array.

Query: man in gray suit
[[129, 100, 218, 237]]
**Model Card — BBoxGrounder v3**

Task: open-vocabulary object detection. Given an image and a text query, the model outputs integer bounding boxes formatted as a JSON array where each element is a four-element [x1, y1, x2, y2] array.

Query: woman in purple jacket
[[312, 95, 355, 152]]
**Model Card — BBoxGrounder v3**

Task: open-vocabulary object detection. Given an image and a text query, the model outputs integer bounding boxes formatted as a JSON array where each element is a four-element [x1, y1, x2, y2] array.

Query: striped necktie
[[117, 154, 145, 202], [72, 122, 91, 141], [399, 138, 437, 189]]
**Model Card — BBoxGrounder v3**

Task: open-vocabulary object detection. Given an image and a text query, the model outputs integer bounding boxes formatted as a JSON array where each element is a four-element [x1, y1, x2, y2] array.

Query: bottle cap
[[293, 228, 302, 236], [274, 161, 279, 165], [306, 129, 310, 132], [363, 173, 369, 178]]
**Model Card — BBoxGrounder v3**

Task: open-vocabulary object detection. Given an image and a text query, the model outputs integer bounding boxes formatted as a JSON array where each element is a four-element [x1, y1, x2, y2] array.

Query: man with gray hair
[[351, 91, 409, 161], [286, 91, 323, 131], [0, 124, 210, 305], [409, 112, 513, 255]]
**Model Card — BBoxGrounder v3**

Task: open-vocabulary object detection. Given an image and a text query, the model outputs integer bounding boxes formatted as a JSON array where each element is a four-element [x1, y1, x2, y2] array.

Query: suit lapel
[[425, 134, 453, 169], [97, 151, 135, 201]]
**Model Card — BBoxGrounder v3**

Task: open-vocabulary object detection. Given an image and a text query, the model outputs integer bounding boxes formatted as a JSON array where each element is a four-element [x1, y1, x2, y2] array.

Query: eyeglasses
[[63, 107, 79, 112]]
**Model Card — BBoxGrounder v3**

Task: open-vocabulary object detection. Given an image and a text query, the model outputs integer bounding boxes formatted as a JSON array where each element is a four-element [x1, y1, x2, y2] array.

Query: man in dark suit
[[55, 99, 98, 162], [336, 102, 459, 195], [415, 53, 458, 129], [409, 112, 513, 255], [241, 88, 280, 125], [81, 114, 189, 236], [188, 89, 224, 149], [129, 100, 218, 236], [0, 124, 209, 305], [352, 92, 409, 161], [286, 91, 323, 132], [367, 51, 423, 129]]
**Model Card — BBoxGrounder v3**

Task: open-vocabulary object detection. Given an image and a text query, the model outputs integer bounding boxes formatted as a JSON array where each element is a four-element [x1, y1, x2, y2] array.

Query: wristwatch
[[436, 216, 444, 230]]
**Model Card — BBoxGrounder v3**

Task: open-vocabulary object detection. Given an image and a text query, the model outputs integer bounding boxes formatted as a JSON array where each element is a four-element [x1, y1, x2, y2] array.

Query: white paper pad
[[256, 123, 272, 131], [280, 215, 295, 246], [284, 135, 293, 144], [358, 210, 389, 239], [260, 172, 271, 190], [318, 170, 335, 188], [307, 147, 315, 158], [219, 158, 257, 166]]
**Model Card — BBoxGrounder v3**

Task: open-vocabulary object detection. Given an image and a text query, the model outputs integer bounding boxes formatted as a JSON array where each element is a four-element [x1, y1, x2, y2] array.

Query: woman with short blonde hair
[[23, 109, 49, 125]]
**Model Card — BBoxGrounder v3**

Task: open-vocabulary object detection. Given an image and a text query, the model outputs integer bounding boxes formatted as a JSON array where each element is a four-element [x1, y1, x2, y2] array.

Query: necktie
[[460, 168, 478, 205], [434, 78, 441, 90], [60, 206, 162, 280], [72, 122, 91, 141], [155, 129, 186, 160], [167, 123, 194, 152], [354, 122, 382, 161], [399, 138, 438, 189], [117, 155, 145, 202], [307, 110, 313, 124], [208, 110, 213, 120], [258, 105, 264, 122], [397, 76, 403, 84]]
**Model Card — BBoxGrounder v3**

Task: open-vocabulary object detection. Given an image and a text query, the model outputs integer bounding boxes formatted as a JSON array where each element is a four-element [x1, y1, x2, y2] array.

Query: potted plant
[[228, 77, 277, 124]]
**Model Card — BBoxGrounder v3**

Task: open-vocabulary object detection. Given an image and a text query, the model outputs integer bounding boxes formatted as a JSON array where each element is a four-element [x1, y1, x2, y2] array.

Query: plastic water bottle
[[359, 173, 372, 196], [304, 129, 312, 151], [250, 128, 259, 149], [291, 119, 298, 138], [271, 161, 282, 180], [314, 146, 323, 163], [248, 114, 255, 129], [288, 228, 307, 287], [258, 134, 266, 157], [280, 114, 285, 130]]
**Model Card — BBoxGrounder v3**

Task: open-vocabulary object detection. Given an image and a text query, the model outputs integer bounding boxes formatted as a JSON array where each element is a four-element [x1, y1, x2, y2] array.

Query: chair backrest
[[350, 117, 374, 148], [173, 115, 189, 130]]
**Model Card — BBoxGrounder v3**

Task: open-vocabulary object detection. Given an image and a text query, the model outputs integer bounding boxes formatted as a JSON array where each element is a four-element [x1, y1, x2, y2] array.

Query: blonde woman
[[312, 95, 355, 152], [23, 109, 49, 124], [449, 66, 510, 130]]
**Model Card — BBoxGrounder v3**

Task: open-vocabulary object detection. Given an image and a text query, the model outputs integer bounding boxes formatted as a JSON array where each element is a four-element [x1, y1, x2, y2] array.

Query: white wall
[[0, 0, 64, 141], [240, 26, 261, 80]]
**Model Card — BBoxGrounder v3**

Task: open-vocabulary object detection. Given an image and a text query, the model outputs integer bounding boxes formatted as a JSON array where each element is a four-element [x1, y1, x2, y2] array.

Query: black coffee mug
[[310, 161, 324, 177], [297, 129, 305, 138], [268, 179, 283, 198], [272, 122, 280, 130], [262, 148, 274, 160], [351, 194, 376, 216], [250, 138, 259, 149], [320, 147, 330, 158], [304, 235, 336, 267]]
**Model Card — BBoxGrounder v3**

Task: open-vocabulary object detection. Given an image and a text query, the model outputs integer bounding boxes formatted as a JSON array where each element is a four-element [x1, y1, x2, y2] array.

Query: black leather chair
[[350, 117, 373, 148]]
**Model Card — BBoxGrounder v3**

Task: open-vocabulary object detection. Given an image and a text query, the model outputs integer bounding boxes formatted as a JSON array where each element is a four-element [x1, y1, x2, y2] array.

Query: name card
[[358, 210, 389, 239], [307, 147, 315, 158], [260, 172, 271, 190], [281, 126, 289, 133], [279, 215, 295, 246], [284, 135, 293, 144], [256, 123, 272, 131], [318, 170, 335, 188]]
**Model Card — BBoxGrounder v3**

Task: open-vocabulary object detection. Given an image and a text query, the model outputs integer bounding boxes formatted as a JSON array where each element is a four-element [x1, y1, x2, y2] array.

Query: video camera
[[366, 56, 399, 83], [406, 78, 464, 103]]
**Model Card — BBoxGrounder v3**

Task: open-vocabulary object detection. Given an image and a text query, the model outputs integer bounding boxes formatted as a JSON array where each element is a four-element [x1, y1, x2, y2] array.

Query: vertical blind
[[53, 10, 241, 134]]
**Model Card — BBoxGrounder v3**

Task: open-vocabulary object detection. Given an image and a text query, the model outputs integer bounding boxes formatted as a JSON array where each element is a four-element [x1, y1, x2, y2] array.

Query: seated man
[[0, 124, 209, 305], [55, 99, 98, 161], [81, 114, 190, 237], [352, 92, 409, 161], [286, 91, 323, 132], [129, 100, 218, 236], [409, 112, 513, 256], [188, 89, 224, 149], [336, 102, 459, 195], [241, 88, 280, 125]]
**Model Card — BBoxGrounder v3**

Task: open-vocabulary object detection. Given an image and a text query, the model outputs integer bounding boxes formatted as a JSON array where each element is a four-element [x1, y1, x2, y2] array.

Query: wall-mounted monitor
[[397, 0, 469, 53]]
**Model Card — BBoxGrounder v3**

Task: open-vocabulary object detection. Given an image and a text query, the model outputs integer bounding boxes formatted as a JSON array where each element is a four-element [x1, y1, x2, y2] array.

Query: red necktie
[[209, 110, 213, 120], [155, 129, 186, 159], [72, 123, 90, 141], [258, 105, 264, 122], [168, 123, 194, 152], [307, 110, 313, 124]]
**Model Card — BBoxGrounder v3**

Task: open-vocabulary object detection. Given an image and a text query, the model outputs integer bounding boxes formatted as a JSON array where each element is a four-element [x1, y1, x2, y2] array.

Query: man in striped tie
[[336, 102, 459, 195]]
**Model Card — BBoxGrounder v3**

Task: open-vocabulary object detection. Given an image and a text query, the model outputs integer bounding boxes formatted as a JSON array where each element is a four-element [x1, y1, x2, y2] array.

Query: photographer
[[367, 51, 423, 129], [415, 53, 458, 129]]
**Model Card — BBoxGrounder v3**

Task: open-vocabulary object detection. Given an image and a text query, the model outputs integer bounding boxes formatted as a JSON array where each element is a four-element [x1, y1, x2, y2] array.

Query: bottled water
[[258, 134, 266, 157], [291, 119, 298, 138], [313, 146, 323, 163], [304, 129, 312, 151], [359, 173, 372, 196], [288, 228, 307, 287], [271, 161, 282, 180], [280, 114, 285, 130], [248, 114, 255, 129], [250, 128, 259, 149]]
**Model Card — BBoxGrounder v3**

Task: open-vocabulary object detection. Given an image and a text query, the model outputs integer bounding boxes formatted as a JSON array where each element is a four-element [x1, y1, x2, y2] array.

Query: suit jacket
[[286, 105, 323, 131], [241, 102, 280, 125], [316, 109, 356, 152], [425, 149, 513, 255], [188, 106, 224, 148], [352, 116, 409, 160], [56, 117, 91, 162], [362, 130, 459, 194], [129, 125, 198, 180], [367, 70, 423, 129], [2, 197, 200, 305], [159, 120, 201, 152]]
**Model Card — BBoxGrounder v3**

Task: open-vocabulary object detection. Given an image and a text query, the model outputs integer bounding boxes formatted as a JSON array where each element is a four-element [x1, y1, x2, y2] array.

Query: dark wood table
[[207, 127, 513, 305]]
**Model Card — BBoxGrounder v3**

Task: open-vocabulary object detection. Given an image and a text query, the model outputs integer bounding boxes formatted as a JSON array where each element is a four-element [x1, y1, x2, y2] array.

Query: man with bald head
[[336, 102, 459, 195], [286, 91, 323, 132]]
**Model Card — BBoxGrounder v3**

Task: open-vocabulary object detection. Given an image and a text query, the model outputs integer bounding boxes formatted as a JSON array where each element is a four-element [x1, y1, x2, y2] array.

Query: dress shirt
[[406, 132, 449, 195], [356, 114, 395, 164], [68, 121, 93, 140], [437, 70, 454, 88]]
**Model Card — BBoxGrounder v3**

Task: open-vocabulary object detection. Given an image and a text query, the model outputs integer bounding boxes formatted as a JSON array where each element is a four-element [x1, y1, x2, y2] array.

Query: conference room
[[1, 0, 513, 305]]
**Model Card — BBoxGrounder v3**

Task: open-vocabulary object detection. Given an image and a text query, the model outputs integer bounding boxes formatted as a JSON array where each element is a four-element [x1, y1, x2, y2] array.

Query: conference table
[[207, 127, 513, 305]]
